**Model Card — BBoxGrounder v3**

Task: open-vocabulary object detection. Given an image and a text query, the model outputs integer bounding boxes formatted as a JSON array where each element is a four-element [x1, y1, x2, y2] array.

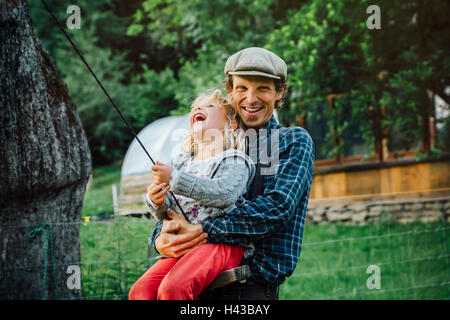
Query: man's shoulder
[[279, 125, 314, 150]]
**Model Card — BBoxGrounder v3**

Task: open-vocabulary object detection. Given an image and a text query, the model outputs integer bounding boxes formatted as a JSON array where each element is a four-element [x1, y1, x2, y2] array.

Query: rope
[[27, 223, 59, 300], [39, 0, 187, 220]]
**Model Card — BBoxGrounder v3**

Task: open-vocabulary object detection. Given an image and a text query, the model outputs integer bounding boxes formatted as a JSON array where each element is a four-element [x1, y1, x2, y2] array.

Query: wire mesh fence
[[79, 217, 156, 300], [284, 222, 449, 299], [78, 197, 449, 300], [2, 198, 449, 300]]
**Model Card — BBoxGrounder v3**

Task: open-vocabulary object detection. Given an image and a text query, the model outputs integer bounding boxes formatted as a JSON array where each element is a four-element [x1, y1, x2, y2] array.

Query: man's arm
[[200, 128, 314, 244]]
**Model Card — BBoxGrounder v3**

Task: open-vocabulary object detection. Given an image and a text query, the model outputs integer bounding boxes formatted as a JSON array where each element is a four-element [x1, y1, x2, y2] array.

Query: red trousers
[[128, 243, 244, 300]]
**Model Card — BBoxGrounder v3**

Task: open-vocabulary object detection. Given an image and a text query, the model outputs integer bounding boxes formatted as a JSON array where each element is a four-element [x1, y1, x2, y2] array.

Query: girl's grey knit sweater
[[146, 149, 256, 222]]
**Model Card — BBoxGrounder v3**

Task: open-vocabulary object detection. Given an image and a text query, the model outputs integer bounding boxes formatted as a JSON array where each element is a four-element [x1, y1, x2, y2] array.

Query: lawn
[[282, 221, 449, 299], [80, 166, 450, 300], [80, 216, 156, 299], [82, 165, 122, 217]]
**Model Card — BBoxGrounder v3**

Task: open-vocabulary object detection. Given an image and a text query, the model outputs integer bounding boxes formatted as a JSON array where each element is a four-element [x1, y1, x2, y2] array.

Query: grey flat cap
[[224, 47, 287, 80]]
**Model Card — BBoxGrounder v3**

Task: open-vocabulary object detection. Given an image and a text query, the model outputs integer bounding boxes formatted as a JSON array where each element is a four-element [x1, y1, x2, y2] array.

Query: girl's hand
[[148, 182, 169, 207], [152, 161, 173, 185]]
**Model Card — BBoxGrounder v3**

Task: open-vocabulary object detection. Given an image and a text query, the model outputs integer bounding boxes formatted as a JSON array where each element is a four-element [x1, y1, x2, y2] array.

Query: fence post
[[112, 184, 119, 215]]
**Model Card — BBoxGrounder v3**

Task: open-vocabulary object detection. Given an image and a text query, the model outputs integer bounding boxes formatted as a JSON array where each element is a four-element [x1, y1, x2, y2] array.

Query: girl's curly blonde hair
[[182, 89, 245, 155]]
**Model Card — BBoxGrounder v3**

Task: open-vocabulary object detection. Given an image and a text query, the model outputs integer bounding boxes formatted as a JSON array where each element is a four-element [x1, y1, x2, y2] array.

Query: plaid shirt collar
[[260, 115, 280, 131]]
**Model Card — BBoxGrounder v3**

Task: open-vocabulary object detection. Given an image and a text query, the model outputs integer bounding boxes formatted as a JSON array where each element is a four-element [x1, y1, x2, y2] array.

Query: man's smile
[[241, 103, 265, 118], [242, 106, 264, 113]]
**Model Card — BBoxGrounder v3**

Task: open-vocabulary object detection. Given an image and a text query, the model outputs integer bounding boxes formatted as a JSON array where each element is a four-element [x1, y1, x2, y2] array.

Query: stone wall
[[306, 197, 450, 225]]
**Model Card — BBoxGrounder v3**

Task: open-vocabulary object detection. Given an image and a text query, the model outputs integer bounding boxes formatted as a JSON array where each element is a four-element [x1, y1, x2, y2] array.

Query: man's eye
[[206, 105, 215, 108]]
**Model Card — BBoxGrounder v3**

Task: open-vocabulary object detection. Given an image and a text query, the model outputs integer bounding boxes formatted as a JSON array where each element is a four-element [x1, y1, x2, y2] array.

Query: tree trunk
[[0, 0, 91, 299]]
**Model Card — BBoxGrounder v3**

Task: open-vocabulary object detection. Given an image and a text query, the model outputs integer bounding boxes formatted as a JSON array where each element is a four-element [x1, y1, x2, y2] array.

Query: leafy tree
[[29, 0, 449, 164], [29, 0, 179, 164], [266, 0, 372, 159], [266, 0, 450, 159], [127, 0, 295, 113]]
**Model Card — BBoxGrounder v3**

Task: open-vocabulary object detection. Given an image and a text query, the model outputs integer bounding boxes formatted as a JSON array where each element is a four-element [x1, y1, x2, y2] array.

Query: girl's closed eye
[[184, 89, 244, 154]]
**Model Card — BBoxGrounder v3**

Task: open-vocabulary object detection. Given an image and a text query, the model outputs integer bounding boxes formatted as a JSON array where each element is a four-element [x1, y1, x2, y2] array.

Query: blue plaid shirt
[[151, 116, 315, 286]]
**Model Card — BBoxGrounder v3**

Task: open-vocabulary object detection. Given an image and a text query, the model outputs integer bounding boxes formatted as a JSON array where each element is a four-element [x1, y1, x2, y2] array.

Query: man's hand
[[155, 209, 208, 258], [152, 161, 173, 185]]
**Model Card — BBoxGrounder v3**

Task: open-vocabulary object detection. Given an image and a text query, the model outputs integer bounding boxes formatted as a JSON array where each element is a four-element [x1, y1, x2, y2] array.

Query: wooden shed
[[309, 155, 450, 210]]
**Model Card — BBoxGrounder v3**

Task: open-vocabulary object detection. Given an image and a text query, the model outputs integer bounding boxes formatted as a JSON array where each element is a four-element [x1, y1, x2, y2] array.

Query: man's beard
[[246, 115, 259, 121], [241, 101, 265, 122]]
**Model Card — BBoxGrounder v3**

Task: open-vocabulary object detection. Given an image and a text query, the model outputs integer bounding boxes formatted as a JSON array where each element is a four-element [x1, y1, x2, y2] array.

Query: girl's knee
[[157, 277, 193, 300], [128, 283, 140, 300], [128, 280, 156, 300]]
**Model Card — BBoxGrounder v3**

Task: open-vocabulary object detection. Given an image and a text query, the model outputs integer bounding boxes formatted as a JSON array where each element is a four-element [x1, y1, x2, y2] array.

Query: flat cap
[[224, 47, 287, 80]]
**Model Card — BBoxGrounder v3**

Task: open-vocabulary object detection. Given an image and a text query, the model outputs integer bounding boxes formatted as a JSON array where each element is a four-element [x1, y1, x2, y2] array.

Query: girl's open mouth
[[193, 112, 206, 122]]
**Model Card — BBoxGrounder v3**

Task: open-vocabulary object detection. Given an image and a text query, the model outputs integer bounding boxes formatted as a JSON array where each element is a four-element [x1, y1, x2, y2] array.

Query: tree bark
[[0, 0, 91, 299]]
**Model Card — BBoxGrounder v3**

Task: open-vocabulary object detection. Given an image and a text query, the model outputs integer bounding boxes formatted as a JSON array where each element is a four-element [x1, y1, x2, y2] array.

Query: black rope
[[40, 0, 187, 220]]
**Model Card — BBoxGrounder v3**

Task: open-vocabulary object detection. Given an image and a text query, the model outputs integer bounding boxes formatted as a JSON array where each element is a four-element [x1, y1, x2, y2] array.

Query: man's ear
[[231, 120, 238, 130], [276, 87, 285, 101], [226, 75, 233, 96]]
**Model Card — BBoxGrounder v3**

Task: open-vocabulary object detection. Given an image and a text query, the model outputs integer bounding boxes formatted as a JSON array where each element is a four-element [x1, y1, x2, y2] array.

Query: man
[[152, 47, 315, 299]]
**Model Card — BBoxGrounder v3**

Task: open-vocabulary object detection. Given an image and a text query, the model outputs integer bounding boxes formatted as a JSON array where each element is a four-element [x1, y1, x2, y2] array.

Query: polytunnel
[[118, 114, 190, 215]]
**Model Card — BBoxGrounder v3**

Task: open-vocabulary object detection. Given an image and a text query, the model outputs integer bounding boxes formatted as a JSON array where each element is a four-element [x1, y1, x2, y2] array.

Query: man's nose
[[246, 88, 258, 105]]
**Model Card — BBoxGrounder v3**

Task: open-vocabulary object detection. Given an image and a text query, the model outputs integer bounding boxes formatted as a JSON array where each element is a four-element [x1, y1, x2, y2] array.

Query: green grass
[[80, 166, 450, 300], [81, 165, 157, 299], [80, 217, 157, 300], [280, 221, 450, 300], [82, 165, 121, 217]]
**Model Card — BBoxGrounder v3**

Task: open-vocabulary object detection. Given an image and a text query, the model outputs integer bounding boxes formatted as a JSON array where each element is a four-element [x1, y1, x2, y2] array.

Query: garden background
[[20, 0, 450, 299]]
